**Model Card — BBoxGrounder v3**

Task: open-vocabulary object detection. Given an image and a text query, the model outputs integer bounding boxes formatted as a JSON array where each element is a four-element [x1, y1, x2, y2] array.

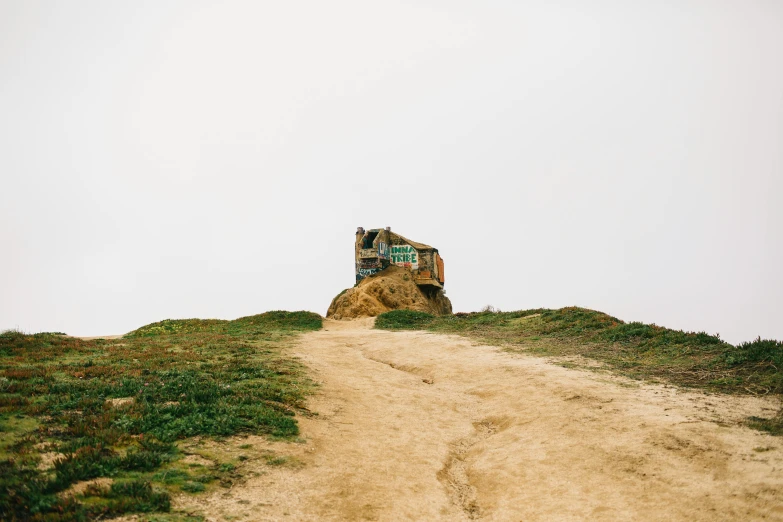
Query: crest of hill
[[327, 265, 452, 319], [124, 311, 322, 337]]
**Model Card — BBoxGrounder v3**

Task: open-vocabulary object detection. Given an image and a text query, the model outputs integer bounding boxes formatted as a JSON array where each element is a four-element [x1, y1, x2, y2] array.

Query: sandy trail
[[183, 319, 783, 521]]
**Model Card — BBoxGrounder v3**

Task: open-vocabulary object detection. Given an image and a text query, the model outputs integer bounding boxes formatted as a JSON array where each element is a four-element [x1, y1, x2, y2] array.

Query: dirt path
[[182, 319, 783, 521]]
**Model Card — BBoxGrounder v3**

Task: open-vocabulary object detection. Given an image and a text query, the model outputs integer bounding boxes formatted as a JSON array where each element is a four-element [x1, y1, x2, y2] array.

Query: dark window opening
[[363, 231, 378, 249]]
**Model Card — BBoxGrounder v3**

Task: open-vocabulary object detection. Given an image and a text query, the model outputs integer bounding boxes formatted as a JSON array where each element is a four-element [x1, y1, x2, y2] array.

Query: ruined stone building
[[355, 227, 445, 288]]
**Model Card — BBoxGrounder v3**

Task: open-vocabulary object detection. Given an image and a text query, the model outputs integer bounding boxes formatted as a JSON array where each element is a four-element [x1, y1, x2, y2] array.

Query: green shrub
[[0, 458, 56, 520], [375, 310, 435, 330], [601, 322, 724, 351], [95, 479, 171, 515], [125, 312, 323, 338], [539, 307, 621, 336], [229, 311, 323, 334], [724, 337, 783, 367], [125, 319, 228, 338], [49, 445, 122, 493]]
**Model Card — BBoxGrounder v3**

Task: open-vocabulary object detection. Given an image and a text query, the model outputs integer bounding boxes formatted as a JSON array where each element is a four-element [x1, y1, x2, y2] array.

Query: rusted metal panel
[[436, 253, 445, 284]]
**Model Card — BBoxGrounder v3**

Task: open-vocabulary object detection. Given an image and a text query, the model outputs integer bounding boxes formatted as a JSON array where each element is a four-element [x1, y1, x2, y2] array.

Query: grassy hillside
[[376, 307, 783, 434], [0, 311, 321, 521]]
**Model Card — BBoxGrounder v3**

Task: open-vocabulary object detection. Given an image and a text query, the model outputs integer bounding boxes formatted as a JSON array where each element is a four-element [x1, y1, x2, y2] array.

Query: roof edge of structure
[[391, 232, 434, 251]]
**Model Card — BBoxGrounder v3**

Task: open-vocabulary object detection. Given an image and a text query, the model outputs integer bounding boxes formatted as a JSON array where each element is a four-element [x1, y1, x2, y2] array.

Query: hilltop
[[1, 307, 782, 520]]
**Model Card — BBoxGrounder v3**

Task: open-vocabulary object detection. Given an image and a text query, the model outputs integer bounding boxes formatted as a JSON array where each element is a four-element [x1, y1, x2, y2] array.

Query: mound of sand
[[327, 265, 452, 319]]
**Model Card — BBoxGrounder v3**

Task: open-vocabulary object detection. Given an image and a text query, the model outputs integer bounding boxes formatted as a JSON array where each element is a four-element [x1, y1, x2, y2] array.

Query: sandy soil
[[175, 319, 783, 521]]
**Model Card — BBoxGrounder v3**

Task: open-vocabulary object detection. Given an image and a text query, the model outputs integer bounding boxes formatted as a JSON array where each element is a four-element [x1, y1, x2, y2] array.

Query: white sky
[[1, 1, 781, 344]]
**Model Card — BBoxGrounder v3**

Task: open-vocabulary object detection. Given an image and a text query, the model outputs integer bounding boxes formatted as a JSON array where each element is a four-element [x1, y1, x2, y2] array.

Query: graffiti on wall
[[378, 241, 389, 260], [390, 244, 419, 270], [356, 256, 384, 281], [358, 259, 381, 269], [358, 267, 382, 278]]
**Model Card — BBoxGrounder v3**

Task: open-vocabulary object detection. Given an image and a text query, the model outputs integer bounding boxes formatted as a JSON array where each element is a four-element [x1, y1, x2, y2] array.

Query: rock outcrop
[[327, 265, 452, 319]]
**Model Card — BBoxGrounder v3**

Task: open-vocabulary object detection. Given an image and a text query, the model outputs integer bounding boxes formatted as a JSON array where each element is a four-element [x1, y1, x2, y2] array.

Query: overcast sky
[[1, 1, 781, 343]]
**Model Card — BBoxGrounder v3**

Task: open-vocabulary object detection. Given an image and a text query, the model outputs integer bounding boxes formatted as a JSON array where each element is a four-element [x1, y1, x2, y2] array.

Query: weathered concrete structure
[[355, 227, 445, 288]]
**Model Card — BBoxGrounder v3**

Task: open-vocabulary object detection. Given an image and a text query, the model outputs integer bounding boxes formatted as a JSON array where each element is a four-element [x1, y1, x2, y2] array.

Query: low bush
[[375, 310, 435, 330], [724, 337, 783, 367]]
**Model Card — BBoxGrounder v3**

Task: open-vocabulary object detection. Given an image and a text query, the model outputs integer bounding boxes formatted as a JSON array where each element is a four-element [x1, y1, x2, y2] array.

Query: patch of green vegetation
[[748, 413, 783, 436], [180, 481, 205, 493], [71, 479, 172, 519], [0, 415, 39, 459], [262, 454, 286, 466], [125, 319, 229, 338], [0, 311, 321, 520], [227, 311, 324, 336], [724, 337, 783, 368], [374, 310, 435, 330], [376, 306, 783, 432], [152, 468, 193, 486], [125, 311, 322, 339]]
